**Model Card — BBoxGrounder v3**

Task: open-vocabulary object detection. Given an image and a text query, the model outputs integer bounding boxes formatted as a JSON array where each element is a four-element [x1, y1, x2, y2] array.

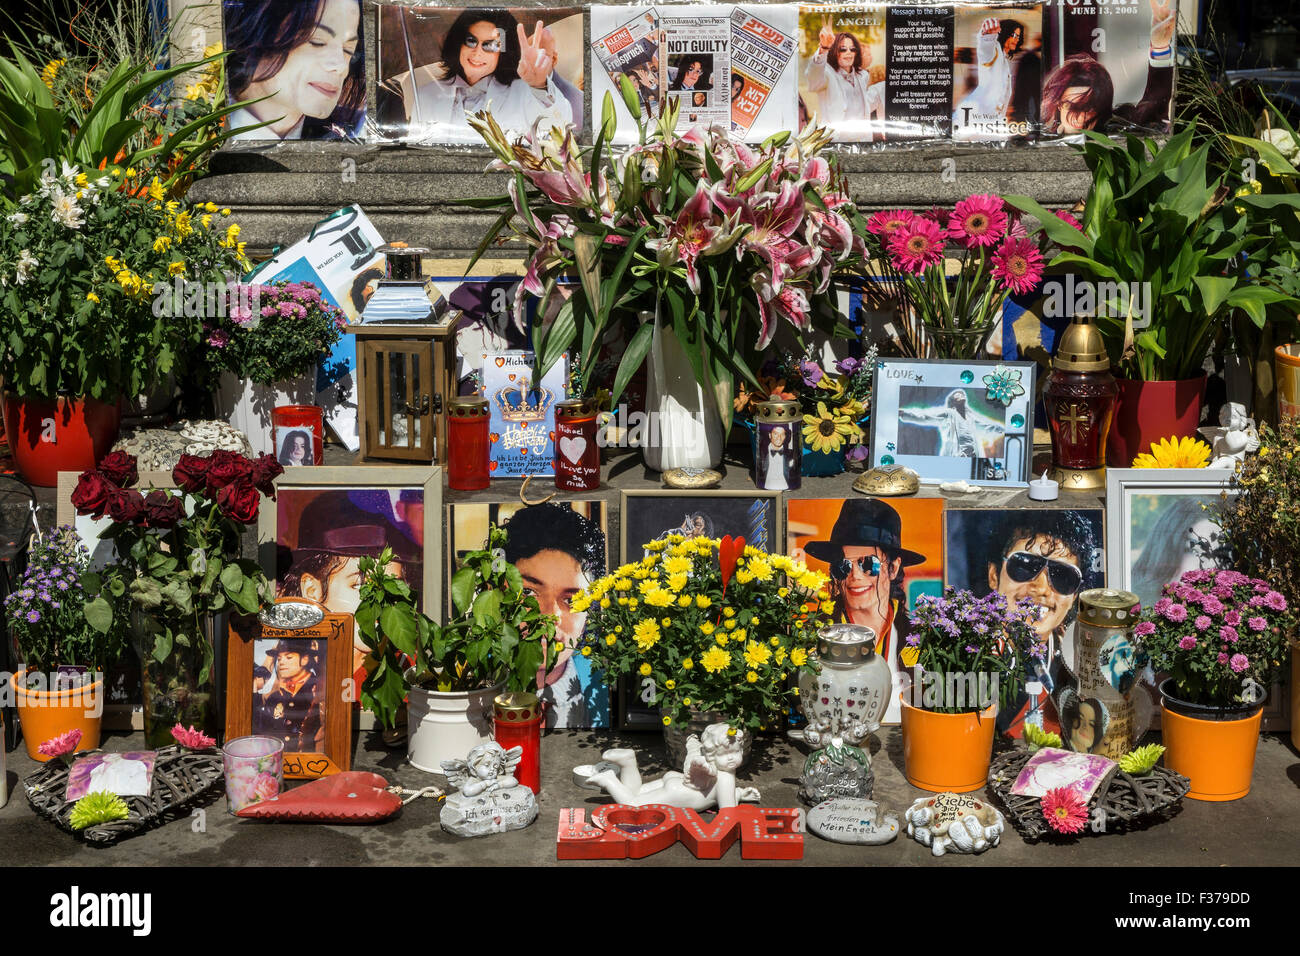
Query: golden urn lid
[[756, 399, 802, 424], [1053, 318, 1111, 373], [1077, 588, 1140, 628], [494, 691, 542, 722]]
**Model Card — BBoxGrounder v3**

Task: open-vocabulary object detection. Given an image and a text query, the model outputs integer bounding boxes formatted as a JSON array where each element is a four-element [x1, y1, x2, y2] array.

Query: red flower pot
[[0, 393, 122, 488], [1106, 374, 1206, 467]]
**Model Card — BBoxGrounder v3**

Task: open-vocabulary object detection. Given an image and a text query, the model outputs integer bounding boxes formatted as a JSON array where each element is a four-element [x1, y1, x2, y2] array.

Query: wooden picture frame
[[225, 599, 353, 778]]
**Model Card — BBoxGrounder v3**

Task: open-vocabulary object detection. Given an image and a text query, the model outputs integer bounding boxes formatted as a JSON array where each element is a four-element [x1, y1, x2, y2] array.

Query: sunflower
[[802, 402, 855, 454], [1132, 436, 1212, 469]]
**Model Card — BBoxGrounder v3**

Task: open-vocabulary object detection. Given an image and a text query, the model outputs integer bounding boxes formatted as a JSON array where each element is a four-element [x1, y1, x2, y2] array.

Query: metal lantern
[[754, 398, 802, 491], [1044, 317, 1118, 491], [1066, 588, 1148, 759]]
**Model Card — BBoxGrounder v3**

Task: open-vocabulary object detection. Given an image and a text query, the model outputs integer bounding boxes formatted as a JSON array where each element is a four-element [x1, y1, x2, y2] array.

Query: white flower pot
[[640, 309, 725, 472], [406, 675, 504, 774], [212, 370, 316, 456]]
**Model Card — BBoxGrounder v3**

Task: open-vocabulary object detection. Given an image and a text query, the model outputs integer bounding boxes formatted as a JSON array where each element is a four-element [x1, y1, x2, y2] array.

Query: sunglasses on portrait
[[829, 555, 882, 580], [462, 33, 505, 53], [1002, 551, 1083, 595]]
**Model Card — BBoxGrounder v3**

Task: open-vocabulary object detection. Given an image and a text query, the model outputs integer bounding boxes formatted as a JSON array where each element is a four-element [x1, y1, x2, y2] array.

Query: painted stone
[[662, 467, 723, 489], [806, 798, 899, 845], [800, 740, 873, 804], [440, 784, 538, 837], [904, 792, 1005, 856]]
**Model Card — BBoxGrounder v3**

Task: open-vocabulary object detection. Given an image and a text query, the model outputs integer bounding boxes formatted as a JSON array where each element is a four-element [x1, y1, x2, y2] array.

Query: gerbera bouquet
[[575, 535, 833, 731], [868, 195, 1053, 359], [465, 87, 869, 431], [1135, 569, 1293, 708]]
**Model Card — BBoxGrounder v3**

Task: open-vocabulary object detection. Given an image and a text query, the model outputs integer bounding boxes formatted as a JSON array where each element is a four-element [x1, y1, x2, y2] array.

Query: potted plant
[[3, 526, 128, 760], [76, 450, 280, 747], [466, 88, 869, 469], [202, 280, 348, 456], [1136, 568, 1293, 801], [1007, 126, 1300, 464], [355, 529, 559, 773], [1213, 420, 1300, 750], [576, 534, 829, 765], [901, 588, 1043, 793]]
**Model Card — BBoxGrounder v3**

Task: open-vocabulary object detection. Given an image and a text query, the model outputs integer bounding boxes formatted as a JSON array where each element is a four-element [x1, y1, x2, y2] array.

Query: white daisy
[[15, 249, 38, 284], [49, 187, 84, 230]]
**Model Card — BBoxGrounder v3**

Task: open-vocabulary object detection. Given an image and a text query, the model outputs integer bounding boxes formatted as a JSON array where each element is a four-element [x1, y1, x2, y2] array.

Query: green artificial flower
[[69, 791, 131, 830], [1118, 743, 1166, 776], [1023, 722, 1062, 752]]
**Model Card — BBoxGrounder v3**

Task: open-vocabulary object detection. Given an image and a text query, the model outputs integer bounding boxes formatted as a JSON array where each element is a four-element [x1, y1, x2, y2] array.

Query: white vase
[[213, 370, 316, 456], [406, 676, 504, 774], [640, 309, 725, 471]]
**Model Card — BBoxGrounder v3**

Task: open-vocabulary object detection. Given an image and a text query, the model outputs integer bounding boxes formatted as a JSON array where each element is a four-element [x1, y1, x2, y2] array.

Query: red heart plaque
[[235, 771, 401, 823]]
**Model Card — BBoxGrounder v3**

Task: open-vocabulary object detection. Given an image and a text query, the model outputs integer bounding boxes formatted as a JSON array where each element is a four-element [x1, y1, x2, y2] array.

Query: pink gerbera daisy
[[1042, 787, 1089, 835], [38, 728, 83, 761], [887, 216, 946, 274], [947, 194, 1007, 248], [171, 723, 216, 750], [866, 208, 915, 237], [990, 236, 1044, 294], [1053, 209, 1083, 230]]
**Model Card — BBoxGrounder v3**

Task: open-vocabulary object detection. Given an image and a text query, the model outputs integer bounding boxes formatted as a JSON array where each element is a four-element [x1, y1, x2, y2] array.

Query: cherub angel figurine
[[441, 743, 523, 798], [577, 723, 760, 811], [1199, 401, 1260, 469]]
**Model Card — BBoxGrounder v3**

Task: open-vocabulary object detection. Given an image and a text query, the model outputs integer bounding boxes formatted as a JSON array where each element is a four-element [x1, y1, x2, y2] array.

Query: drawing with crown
[[479, 350, 567, 477]]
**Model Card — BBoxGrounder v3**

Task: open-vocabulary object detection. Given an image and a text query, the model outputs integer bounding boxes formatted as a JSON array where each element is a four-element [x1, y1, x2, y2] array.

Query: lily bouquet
[[869, 195, 1050, 359], [465, 87, 869, 431]]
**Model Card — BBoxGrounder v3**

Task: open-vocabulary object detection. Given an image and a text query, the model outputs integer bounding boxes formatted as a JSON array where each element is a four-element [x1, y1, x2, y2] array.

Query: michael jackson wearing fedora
[[803, 498, 926, 723]]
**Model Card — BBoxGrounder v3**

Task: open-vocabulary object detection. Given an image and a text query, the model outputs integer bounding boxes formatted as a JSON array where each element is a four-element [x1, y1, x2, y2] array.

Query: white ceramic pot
[[406, 675, 504, 774], [640, 309, 725, 472], [212, 370, 316, 456]]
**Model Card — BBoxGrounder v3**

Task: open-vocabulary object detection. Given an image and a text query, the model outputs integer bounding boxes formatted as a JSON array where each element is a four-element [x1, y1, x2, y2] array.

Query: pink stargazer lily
[[646, 183, 745, 294], [752, 273, 812, 348], [716, 181, 808, 294]]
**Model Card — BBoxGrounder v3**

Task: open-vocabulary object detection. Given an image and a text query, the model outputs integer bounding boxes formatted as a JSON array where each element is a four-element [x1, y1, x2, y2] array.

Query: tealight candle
[[1028, 469, 1060, 501]]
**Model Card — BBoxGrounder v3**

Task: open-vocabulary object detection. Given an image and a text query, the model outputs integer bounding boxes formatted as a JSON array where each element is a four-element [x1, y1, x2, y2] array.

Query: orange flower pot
[[900, 695, 997, 793], [1160, 681, 1262, 802], [0, 393, 121, 488], [13, 670, 103, 762]]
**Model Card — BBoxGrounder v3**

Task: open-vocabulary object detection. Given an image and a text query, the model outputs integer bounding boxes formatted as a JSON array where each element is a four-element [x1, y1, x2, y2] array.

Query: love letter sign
[[556, 804, 803, 860]]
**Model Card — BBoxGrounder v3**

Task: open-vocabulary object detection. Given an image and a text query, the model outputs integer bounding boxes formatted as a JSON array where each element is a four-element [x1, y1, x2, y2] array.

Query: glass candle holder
[[447, 396, 490, 490], [272, 405, 325, 466], [754, 398, 802, 491], [222, 735, 284, 815], [494, 692, 542, 794], [554, 399, 600, 491], [1044, 318, 1117, 491], [1067, 589, 1147, 759]]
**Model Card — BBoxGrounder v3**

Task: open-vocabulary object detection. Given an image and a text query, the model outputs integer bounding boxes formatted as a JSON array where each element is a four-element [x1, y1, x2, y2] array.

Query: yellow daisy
[[802, 401, 855, 454]]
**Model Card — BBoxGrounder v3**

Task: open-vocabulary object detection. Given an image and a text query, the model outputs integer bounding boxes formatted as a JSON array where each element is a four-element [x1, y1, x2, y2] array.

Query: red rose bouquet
[[75, 449, 283, 746]]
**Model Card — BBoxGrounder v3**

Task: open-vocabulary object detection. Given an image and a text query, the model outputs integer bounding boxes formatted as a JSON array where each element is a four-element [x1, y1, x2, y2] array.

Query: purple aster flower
[[1247, 616, 1266, 632], [26, 609, 39, 623], [1219, 625, 1238, 643], [1229, 653, 1249, 673], [1177, 635, 1197, 650], [55, 579, 68, 591], [1193, 615, 1211, 631], [1134, 621, 1156, 637], [965, 644, 980, 654]]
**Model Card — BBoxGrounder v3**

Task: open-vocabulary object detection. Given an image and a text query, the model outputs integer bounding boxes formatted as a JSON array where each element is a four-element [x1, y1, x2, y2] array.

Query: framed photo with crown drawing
[[479, 350, 568, 478]]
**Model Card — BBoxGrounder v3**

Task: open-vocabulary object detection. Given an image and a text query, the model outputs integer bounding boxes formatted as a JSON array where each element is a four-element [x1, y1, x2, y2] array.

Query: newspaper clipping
[[730, 6, 798, 141], [951, 3, 1043, 142], [662, 5, 733, 133], [591, 5, 664, 138], [797, 3, 888, 143]]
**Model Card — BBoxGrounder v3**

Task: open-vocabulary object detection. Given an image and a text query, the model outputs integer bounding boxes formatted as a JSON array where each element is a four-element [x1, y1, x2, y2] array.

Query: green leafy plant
[[355, 529, 559, 731], [69, 791, 131, 830], [1006, 126, 1300, 381], [1022, 722, 1062, 752], [1118, 743, 1165, 775], [575, 535, 828, 732]]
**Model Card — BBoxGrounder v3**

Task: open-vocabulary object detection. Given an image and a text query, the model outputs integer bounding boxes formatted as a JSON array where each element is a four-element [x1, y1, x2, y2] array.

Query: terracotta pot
[[1106, 374, 1206, 467], [1159, 679, 1262, 802], [1276, 344, 1300, 423], [0, 393, 122, 488], [900, 695, 997, 793], [13, 670, 104, 761]]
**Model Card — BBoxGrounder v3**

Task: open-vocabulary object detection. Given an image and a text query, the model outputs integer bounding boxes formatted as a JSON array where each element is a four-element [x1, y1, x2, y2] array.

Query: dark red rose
[[70, 470, 114, 518], [204, 453, 252, 496], [250, 453, 284, 498], [96, 450, 138, 488], [216, 478, 260, 525], [106, 487, 147, 524], [172, 454, 210, 495], [142, 489, 183, 528]]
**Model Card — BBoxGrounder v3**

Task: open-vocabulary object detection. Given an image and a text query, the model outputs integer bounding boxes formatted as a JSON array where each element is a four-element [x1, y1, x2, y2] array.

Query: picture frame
[[869, 357, 1036, 486], [258, 466, 442, 688], [620, 490, 782, 560], [225, 599, 354, 778], [445, 499, 612, 729]]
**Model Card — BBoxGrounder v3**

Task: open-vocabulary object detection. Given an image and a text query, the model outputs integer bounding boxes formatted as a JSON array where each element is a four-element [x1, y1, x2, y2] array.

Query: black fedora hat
[[804, 499, 927, 567], [294, 490, 420, 563]]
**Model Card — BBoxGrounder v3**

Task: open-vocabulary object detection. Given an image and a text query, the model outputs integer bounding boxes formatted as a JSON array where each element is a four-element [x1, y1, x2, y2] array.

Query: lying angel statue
[[578, 723, 759, 810], [441, 743, 523, 798]]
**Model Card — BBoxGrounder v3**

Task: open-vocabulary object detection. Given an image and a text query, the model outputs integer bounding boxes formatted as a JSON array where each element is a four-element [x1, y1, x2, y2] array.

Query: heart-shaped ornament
[[718, 534, 746, 596], [495, 357, 506, 368], [488, 461, 498, 472], [508, 374, 517, 381], [489, 432, 500, 444], [559, 435, 586, 464], [235, 771, 402, 823]]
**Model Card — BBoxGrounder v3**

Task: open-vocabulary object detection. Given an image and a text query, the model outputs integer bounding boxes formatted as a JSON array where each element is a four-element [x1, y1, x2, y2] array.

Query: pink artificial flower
[[1177, 635, 1197, 650], [990, 236, 1044, 294], [887, 216, 947, 274], [866, 208, 914, 237], [1042, 787, 1088, 835], [171, 723, 216, 750], [38, 728, 82, 759], [1229, 653, 1249, 673], [947, 194, 1008, 248]]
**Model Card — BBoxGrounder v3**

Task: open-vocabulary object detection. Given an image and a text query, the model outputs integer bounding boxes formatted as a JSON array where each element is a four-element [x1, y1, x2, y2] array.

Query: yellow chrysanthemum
[[802, 401, 855, 454], [733, 628, 747, 642], [700, 647, 731, 674], [769, 636, 781, 646], [168, 261, 186, 275], [715, 633, 729, 646], [633, 618, 661, 651], [775, 646, 787, 664], [748, 557, 773, 581], [582, 646, 592, 656], [797, 570, 824, 591], [820, 600, 836, 615], [677, 594, 691, 607], [790, 648, 808, 667], [682, 659, 694, 671], [663, 555, 691, 576], [667, 572, 689, 593], [85, 291, 99, 303], [1132, 436, 1212, 469], [662, 715, 671, 726], [723, 607, 735, 618], [604, 633, 617, 646], [778, 586, 790, 598], [700, 622, 715, 635], [153, 236, 172, 253], [644, 587, 673, 608], [570, 592, 592, 613], [664, 679, 676, 690], [744, 641, 771, 667], [639, 662, 652, 676], [734, 567, 755, 584], [724, 618, 737, 630], [614, 577, 632, 591], [695, 594, 711, 609]]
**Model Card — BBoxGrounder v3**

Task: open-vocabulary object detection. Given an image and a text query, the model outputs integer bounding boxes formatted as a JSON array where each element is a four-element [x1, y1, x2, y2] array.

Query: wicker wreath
[[23, 745, 225, 845], [987, 746, 1191, 841]]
